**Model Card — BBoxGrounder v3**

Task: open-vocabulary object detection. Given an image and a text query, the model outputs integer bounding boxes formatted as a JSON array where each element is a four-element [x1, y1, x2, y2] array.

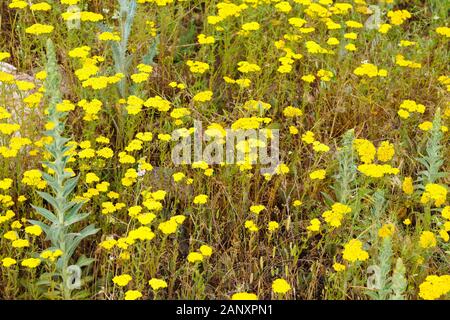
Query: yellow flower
[[419, 231, 436, 249], [15, 80, 35, 91], [275, 1, 292, 13], [418, 121, 432, 132], [24, 225, 43, 236], [35, 71, 47, 80], [302, 74, 316, 83], [112, 274, 132, 287], [312, 141, 330, 153], [187, 252, 204, 263], [241, 22, 260, 32], [402, 177, 414, 195], [442, 206, 450, 220], [85, 172, 100, 184], [353, 63, 387, 78], [193, 194, 208, 205], [250, 205, 265, 214], [345, 43, 357, 52], [342, 239, 369, 263], [436, 26, 450, 38], [419, 275, 450, 300], [289, 126, 298, 135], [199, 245, 213, 257], [128, 206, 142, 217], [21, 258, 41, 269], [2, 257, 17, 268], [345, 20, 363, 28], [145, 96, 171, 112], [272, 278, 291, 294], [309, 169, 326, 180], [4, 230, 18, 241], [293, 200, 302, 207], [186, 60, 209, 74], [131, 72, 150, 84], [399, 99, 426, 114], [333, 262, 346, 272], [288, 17, 306, 28], [357, 164, 399, 178], [420, 184, 447, 207], [0, 178, 13, 190], [283, 106, 303, 118], [124, 290, 142, 300], [25, 23, 54, 35], [172, 172, 185, 182], [9, 0, 28, 9], [237, 61, 261, 73], [99, 32, 121, 42], [403, 218, 412, 226], [305, 41, 331, 54], [377, 141, 395, 162], [322, 203, 352, 228], [231, 292, 258, 300], [197, 34, 215, 44], [137, 213, 156, 225], [99, 239, 117, 250], [268, 221, 280, 232], [128, 226, 155, 241], [244, 220, 259, 232], [171, 215, 186, 225], [12, 239, 30, 248], [306, 218, 321, 232], [40, 249, 63, 262], [148, 278, 168, 290], [11, 220, 22, 229], [56, 100, 76, 112], [193, 90, 213, 102], [378, 224, 395, 238], [387, 9, 411, 26], [439, 230, 449, 242]]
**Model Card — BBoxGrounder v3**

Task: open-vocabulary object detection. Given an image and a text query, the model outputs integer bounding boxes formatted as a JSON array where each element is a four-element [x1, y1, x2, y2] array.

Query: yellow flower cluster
[[322, 203, 352, 228], [25, 23, 54, 35], [419, 275, 450, 300], [193, 90, 213, 102], [272, 278, 291, 294], [21, 170, 47, 189], [396, 54, 421, 69], [342, 239, 369, 263], [353, 63, 387, 78], [353, 139, 376, 164], [61, 11, 104, 22], [436, 26, 450, 38], [186, 60, 210, 74], [387, 10, 411, 26], [354, 139, 398, 178], [419, 231, 436, 249], [357, 164, 399, 178], [237, 61, 261, 73], [420, 184, 447, 207], [378, 224, 395, 238], [398, 99, 426, 119]]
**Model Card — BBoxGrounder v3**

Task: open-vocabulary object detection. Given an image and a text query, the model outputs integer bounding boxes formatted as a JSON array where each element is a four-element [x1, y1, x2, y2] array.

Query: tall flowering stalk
[[112, 0, 137, 97], [333, 129, 357, 204], [417, 109, 445, 229], [29, 39, 98, 299], [418, 108, 445, 185]]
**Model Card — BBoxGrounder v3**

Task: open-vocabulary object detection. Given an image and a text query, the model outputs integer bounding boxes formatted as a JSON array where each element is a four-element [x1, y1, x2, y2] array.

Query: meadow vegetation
[[0, 0, 449, 300]]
